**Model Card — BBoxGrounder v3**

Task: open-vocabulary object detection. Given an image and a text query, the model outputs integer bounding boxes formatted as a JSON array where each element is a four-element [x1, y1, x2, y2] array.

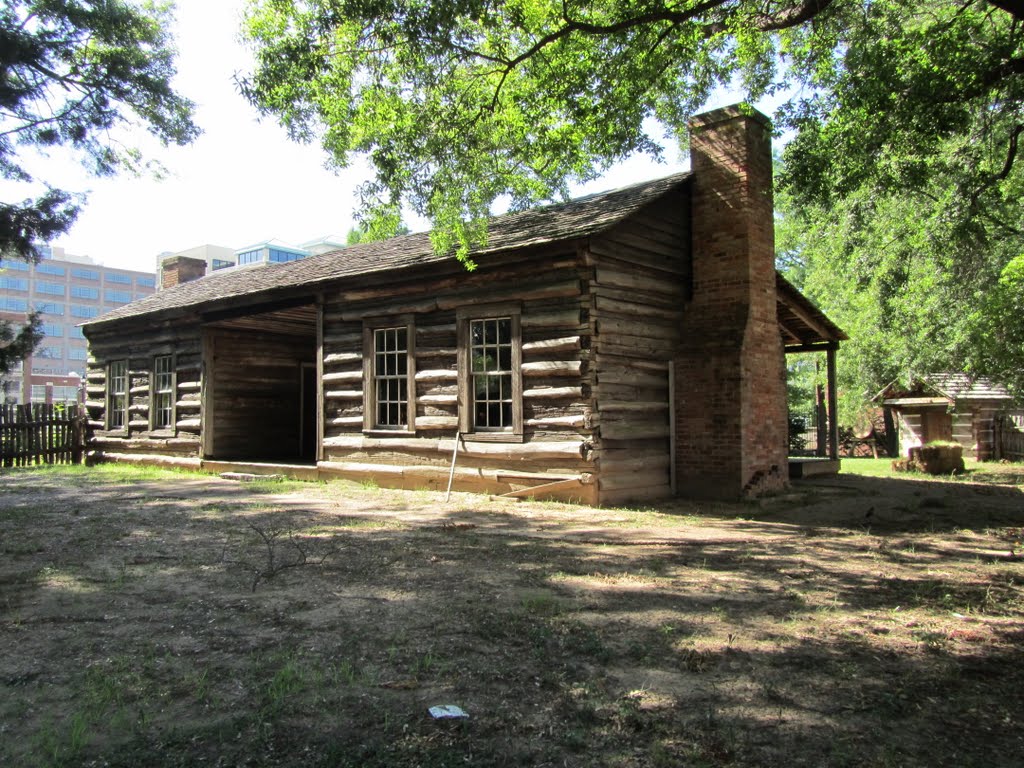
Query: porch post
[[826, 346, 839, 461]]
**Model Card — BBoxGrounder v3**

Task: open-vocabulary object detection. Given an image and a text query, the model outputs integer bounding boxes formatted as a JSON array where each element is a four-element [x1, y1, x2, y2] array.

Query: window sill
[[363, 429, 416, 438], [461, 432, 525, 444]]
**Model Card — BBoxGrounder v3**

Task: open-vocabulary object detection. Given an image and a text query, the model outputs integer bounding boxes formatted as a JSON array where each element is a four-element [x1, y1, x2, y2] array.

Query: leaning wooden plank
[[498, 477, 588, 499]]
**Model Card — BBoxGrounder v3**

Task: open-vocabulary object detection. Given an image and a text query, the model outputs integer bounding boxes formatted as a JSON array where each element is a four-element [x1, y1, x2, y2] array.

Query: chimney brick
[[160, 256, 207, 289], [673, 105, 788, 499]]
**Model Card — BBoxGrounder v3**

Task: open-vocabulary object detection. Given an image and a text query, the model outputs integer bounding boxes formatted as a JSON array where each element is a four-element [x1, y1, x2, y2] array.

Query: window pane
[[372, 326, 409, 428]]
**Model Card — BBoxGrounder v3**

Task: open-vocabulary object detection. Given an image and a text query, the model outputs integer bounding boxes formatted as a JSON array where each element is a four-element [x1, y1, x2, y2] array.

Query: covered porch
[[776, 274, 848, 478]]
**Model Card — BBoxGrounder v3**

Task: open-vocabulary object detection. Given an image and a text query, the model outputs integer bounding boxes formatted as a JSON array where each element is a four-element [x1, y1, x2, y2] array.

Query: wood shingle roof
[[84, 172, 691, 329]]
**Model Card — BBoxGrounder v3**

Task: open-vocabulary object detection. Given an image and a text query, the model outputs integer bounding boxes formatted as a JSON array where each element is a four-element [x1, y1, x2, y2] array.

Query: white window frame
[[457, 304, 523, 441]]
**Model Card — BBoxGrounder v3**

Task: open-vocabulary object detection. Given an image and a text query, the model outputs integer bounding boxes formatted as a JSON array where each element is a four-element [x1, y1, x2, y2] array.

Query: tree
[[1, 0, 198, 375], [345, 219, 410, 246], [240, 0, 1024, 260]]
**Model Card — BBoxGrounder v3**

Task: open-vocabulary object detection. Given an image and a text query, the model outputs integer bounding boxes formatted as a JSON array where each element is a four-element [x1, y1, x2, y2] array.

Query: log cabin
[[880, 374, 1024, 461], [80, 105, 846, 504]]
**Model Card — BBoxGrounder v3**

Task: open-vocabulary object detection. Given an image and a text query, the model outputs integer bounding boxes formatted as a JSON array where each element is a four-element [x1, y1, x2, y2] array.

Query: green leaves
[[1, 0, 200, 263]]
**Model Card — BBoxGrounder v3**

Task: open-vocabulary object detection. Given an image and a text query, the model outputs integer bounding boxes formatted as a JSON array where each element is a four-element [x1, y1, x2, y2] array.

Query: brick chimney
[[160, 255, 207, 289], [673, 105, 788, 498]]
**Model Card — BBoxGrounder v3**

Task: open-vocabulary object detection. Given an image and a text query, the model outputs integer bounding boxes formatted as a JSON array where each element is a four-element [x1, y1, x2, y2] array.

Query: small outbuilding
[[81, 105, 845, 504], [880, 373, 1023, 461]]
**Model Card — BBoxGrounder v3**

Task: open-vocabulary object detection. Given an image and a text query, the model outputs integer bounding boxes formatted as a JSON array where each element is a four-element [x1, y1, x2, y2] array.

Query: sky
[[23, 0, 745, 273]]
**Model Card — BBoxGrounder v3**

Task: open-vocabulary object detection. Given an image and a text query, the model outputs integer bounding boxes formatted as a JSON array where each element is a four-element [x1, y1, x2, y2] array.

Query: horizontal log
[[596, 315, 678, 341], [525, 414, 586, 428], [177, 381, 201, 392], [522, 386, 584, 400], [89, 436, 201, 450], [175, 400, 201, 410], [599, 470, 671, 492], [415, 415, 459, 430], [521, 336, 581, 354], [322, 435, 593, 461], [176, 418, 202, 430], [597, 370, 668, 388], [323, 370, 363, 383], [521, 360, 582, 378], [521, 309, 581, 329], [594, 294, 683, 321], [128, 420, 149, 429], [88, 419, 104, 428], [595, 356, 669, 373], [415, 369, 457, 382], [600, 422, 670, 440], [328, 415, 364, 426], [129, 385, 149, 395], [599, 454, 671, 473], [325, 390, 364, 400], [322, 332, 362, 346], [599, 400, 669, 413], [419, 393, 458, 404], [323, 352, 362, 365], [85, 400, 104, 410], [86, 371, 106, 382]]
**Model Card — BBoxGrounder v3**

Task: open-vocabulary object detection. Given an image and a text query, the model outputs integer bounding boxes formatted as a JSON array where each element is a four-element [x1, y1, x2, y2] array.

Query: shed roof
[[878, 373, 1013, 405], [85, 172, 691, 330]]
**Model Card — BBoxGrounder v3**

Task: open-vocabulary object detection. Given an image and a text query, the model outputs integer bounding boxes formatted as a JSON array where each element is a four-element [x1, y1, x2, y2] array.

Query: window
[[36, 262, 65, 276], [68, 347, 88, 361], [457, 306, 522, 438], [151, 355, 174, 429], [104, 289, 131, 304], [212, 259, 234, 271], [363, 321, 415, 432], [36, 281, 65, 296], [269, 248, 305, 263], [0, 277, 28, 291], [69, 327, 85, 339], [40, 322, 63, 337], [108, 360, 128, 430], [37, 346, 63, 359], [71, 285, 99, 299], [136, 276, 155, 287], [35, 301, 64, 315], [1, 297, 28, 312], [105, 272, 131, 284], [237, 249, 262, 265], [0, 259, 29, 271], [71, 267, 99, 280], [70, 305, 99, 318]]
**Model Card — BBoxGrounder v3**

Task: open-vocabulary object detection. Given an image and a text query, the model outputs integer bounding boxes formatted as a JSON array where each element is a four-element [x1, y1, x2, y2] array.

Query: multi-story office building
[[0, 245, 156, 404]]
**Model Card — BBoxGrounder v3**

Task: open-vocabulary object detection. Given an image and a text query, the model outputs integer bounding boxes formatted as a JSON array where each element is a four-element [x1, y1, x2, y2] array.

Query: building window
[[0, 277, 28, 291], [68, 347, 88, 361], [34, 301, 64, 315], [136, 275, 155, 287], [104, 289, 132, 304], [363, 320, 415, 432], [71, 285, 99, 299], [237, 249, 261, 265], [70, 305, 99, 318], [212, 259, 234, 271], [151, 355, 174, 430], [0, 259, 29, 271], [37, 346, 63, 359], [369, 326, 411, 429], [108, 360, 128, 430], [458, 307, 522, 438], [35, 281, 65, 296], [71, 267, 99, 280], [35, 262, 65, 276], [2, 297, 28, 312], [40, 322, 63, 337], [105, 272, 131, 284]]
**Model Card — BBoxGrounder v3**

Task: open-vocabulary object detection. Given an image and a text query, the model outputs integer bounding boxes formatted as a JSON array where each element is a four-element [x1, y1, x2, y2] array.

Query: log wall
[[588, 189, 690, 505], [83, 321, 204, 462], [319, 248, 598, 502]]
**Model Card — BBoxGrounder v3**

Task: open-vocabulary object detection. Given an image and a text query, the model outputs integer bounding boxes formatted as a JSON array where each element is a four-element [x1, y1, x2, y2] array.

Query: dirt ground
[[1, 461, 1023, 767]]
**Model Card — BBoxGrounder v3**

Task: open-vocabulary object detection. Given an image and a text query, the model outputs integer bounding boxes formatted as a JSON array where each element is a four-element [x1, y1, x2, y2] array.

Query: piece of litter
[[429, 705, 469, 719]]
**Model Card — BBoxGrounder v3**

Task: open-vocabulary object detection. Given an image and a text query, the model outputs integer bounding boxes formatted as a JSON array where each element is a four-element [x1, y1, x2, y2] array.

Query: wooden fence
[[994, 413, 1024, 462], [1, 403, 85, 467]]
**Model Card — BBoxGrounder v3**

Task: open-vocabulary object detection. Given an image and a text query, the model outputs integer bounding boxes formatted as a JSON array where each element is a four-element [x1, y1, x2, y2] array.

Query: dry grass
[[1, 460, 1022, 767]]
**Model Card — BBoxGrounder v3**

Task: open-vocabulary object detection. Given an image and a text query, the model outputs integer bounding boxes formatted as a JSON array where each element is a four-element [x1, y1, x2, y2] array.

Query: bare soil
[[1, 461, 1023, 767]]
